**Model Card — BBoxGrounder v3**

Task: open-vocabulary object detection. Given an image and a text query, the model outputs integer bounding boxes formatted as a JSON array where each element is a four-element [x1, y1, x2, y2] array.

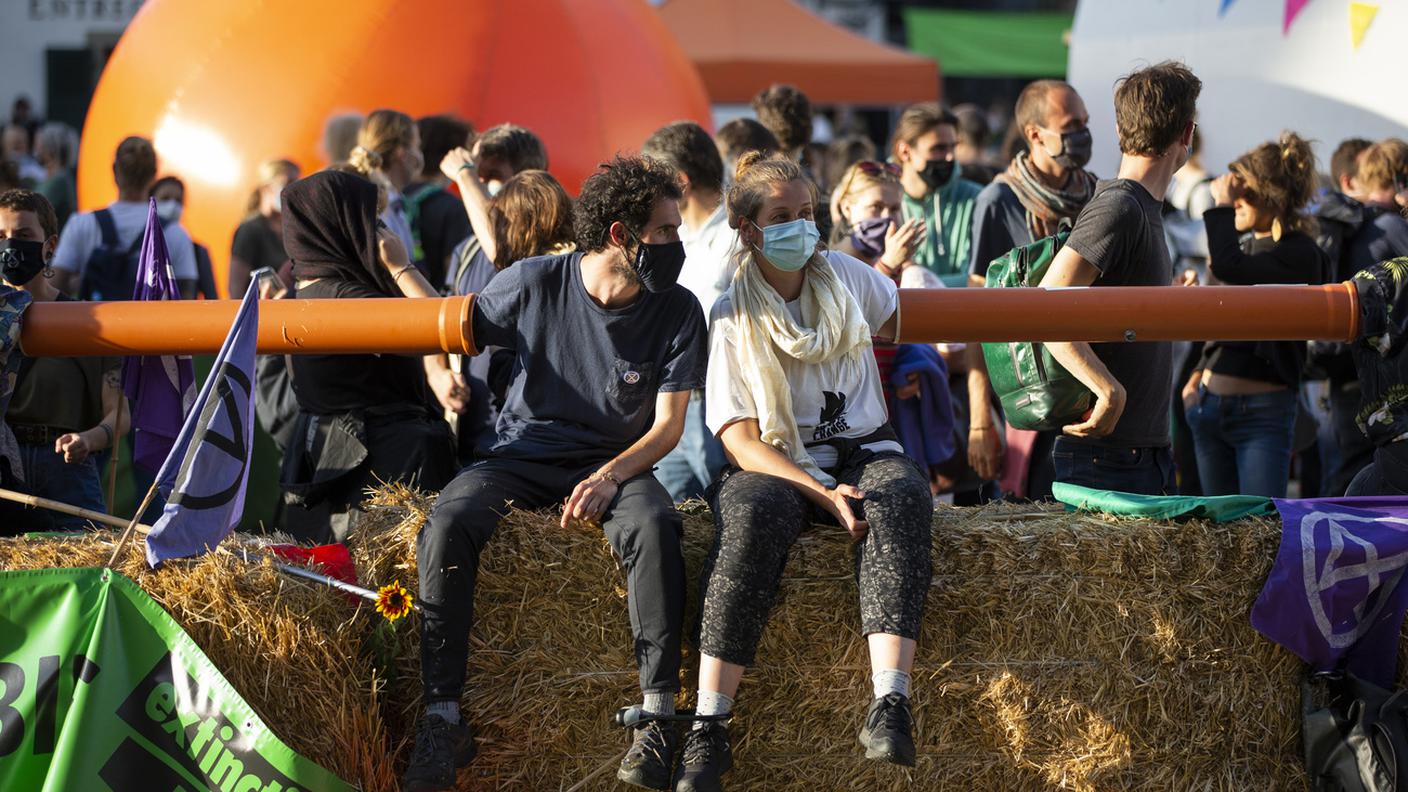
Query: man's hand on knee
[[561, 472, 620, 529]]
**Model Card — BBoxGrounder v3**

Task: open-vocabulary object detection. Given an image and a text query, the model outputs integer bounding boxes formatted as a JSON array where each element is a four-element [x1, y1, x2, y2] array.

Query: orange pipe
[[16, 284, 1359, 358], [896, 284, 1359, 344], [20, 297, 476, 357]]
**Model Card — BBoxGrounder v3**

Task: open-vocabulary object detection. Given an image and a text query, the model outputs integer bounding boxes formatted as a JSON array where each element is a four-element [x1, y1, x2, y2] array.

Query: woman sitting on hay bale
[[675, 152, 935, 790]]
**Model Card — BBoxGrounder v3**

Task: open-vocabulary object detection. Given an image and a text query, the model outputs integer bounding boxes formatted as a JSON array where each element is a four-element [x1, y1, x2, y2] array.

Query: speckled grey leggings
[[697, 450, 934, 666]]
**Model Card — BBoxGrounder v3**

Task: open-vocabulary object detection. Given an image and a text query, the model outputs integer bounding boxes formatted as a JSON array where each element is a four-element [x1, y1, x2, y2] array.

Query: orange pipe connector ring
[[19, 296, 477, 357], [895, 283, 1359, 344]]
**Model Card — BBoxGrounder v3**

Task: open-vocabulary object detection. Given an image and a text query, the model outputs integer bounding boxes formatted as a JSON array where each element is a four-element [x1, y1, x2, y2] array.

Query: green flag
[[0, 567, 353, 792]]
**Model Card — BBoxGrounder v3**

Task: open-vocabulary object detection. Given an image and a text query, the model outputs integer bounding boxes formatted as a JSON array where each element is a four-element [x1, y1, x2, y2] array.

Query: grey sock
[[642, 692, 675, 716], [427, 700, 460, 725]]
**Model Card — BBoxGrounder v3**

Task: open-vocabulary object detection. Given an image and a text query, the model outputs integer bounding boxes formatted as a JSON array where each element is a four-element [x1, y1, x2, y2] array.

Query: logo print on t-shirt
[[813, 391, 850, 441], [623, 370, 641, 385]]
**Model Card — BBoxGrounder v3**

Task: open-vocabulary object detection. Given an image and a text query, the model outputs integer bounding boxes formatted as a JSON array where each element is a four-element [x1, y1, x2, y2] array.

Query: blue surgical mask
[[751, 218, 819, 272]]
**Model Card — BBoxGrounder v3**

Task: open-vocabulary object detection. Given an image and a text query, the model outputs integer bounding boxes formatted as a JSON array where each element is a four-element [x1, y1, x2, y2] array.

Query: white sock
[[427, 700, 460, 725], [642, 692, 675, 716], [872, 668, 911, 700], [693, 689, 734, 730]]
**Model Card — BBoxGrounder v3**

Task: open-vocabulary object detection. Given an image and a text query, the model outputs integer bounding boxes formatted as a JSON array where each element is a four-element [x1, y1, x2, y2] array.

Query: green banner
[[0, 567, 352, 792], [903, 9, 1074, 78]]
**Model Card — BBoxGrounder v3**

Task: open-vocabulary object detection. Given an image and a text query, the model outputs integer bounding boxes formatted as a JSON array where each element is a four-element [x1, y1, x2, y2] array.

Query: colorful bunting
[[1283, 0, 1311, 34], [1350, 1, 1379, 50]]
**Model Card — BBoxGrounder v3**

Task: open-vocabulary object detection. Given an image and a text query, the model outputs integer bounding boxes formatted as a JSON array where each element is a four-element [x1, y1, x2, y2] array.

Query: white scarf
[[727, 252, 874, 486]]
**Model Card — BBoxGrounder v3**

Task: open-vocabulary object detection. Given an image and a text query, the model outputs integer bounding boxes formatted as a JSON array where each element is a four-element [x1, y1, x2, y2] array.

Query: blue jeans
[[654, 395, 727, 503], [18, 443, 107, 530], [1051, 437, 1175, 496], [1185, 388, 1297, 498]]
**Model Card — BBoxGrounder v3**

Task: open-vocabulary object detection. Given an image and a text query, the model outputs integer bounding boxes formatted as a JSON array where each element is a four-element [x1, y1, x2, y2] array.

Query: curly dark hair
[[0, 189, 58, 238], [574, 155, 681, 253], [752, 84, 813, 154]]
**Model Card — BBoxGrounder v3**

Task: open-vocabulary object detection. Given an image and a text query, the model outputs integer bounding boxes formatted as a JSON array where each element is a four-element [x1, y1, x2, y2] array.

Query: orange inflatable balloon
[[77, 0, 712, 297]]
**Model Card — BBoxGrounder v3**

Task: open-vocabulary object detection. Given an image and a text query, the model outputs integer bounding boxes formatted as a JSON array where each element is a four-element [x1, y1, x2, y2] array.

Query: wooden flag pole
[[0, 487, 397, 607], [105, 432, 120, 515], [105, 478, 162, 567], [0, 487, 149, 534]]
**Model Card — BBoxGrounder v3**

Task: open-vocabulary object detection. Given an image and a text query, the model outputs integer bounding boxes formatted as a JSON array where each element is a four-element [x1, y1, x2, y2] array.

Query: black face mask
[[0, 238, 46, 286], [1046, 127, 1093, 170], [629, 235, 687, 293], [918, 158, 955, 191]]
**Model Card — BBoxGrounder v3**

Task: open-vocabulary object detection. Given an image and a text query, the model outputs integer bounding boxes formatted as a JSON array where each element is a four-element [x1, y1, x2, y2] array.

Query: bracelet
[[391, 266, 413, 282], [96, 423, 114, 449], [596, 470, 622, 486], [457, 162, 476, 175]]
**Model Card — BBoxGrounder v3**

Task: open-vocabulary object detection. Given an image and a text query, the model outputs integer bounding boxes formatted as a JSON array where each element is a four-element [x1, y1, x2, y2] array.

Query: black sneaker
[[617, 719, 679, 789], [402, 714, 477, 792], [673, 720, 732, 792], [858, 692, 916, 767]]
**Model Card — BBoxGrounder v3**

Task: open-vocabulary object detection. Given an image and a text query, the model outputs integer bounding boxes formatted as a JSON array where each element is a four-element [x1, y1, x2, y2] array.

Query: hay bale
[[5, 486, 1388, 790]]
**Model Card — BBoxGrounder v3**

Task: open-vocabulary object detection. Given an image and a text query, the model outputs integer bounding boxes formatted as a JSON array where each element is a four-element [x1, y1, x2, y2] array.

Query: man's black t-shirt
[[473, 252, 708, 464], [290, 279, 429, 414], [407, 184, 472, 288], [1064, 179, 1174, 449]]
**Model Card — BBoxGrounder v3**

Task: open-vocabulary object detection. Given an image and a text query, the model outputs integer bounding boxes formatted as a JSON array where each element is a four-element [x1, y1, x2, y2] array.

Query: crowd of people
[[2, 59, 1407, 791]]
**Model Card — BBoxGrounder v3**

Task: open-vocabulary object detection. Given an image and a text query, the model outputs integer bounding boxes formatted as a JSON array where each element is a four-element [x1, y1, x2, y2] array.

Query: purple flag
[[144, 286, 259, 567], [1252, 497, 1408, 686], [121, 199, 196, 477]]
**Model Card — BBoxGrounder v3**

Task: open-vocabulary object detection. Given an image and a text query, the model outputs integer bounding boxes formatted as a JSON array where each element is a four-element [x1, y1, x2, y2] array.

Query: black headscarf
[[283, 170, 396, 295]]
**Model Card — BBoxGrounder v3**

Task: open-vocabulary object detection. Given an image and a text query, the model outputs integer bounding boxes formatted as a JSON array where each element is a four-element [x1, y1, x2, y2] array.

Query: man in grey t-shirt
[[1037, 62, 1202, 496]]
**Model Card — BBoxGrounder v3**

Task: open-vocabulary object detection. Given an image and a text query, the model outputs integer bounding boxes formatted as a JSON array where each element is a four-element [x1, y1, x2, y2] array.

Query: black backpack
[[1303, 670, 1408, 791], [79, 209, 144, 301]]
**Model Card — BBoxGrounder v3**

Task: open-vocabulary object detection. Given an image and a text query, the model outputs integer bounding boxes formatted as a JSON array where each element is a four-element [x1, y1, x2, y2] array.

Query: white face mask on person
[[750, 218, 820, 272], [155, 200, 183, 224]]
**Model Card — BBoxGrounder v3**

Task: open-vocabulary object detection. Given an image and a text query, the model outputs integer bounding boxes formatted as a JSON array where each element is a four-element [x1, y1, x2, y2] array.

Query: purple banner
[[1253, 497, 1408, 685], [120, 199, 195, 476]]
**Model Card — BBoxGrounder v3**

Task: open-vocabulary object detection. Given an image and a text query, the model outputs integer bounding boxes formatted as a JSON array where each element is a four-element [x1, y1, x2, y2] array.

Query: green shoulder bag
[[981, 230, 1094, 431]]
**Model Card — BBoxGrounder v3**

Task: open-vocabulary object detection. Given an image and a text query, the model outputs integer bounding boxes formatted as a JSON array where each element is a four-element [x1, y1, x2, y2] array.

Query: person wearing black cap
[[404, 155, 707, 792], [277, 169, 458, 543]]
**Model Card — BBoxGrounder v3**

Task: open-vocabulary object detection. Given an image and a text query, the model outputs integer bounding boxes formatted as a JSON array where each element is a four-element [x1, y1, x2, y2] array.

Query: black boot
[[618, 719, 679, 790], [673, 720, 732, 792], [858, 692, 916, 767], [401, 714, 477, 792]]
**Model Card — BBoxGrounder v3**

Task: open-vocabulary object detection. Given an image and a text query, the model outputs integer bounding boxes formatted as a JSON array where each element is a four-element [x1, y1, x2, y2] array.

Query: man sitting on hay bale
[[405, 155, 708, 792]]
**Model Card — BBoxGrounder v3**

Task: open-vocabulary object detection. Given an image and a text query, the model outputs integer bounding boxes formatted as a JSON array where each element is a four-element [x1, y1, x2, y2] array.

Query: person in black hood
[[278, 169, 457, 543], [1183, 132, 1328, 497]]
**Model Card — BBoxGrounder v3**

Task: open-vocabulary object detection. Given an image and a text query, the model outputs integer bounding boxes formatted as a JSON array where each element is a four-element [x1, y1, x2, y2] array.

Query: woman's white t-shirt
[[705, 251, 901, 470]]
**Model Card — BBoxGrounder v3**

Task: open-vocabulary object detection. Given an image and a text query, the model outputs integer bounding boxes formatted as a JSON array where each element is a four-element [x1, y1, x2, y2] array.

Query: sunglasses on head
[[854, 160, 901, 177]]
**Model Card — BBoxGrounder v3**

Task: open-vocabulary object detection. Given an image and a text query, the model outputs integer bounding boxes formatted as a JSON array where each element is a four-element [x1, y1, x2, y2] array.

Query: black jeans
[[417, 458, 685, 703], [1346, 446, 1408, 496], [1051, 437, 1175, 496], [1329, 382, 1376, 496]]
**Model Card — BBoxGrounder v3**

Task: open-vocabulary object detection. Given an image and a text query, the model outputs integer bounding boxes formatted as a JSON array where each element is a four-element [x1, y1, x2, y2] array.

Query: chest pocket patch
[[607, 359, 658, 414]]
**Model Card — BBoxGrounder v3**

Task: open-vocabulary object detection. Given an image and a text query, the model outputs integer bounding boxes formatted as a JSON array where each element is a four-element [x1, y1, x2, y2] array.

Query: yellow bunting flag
[[1350, 2, 1379, 50]]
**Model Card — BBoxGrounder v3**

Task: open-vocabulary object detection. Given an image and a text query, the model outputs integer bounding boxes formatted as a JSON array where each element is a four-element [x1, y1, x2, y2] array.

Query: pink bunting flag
[[1283, 0, 1311, 34]]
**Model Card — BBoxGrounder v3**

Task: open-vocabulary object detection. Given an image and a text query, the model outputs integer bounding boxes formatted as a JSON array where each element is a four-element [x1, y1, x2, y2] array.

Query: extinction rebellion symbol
[[1301, 511, 1408, 649]]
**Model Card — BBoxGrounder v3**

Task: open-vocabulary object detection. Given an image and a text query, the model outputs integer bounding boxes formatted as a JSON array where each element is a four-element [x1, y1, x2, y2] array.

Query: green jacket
[[901, 164, 983, 288]]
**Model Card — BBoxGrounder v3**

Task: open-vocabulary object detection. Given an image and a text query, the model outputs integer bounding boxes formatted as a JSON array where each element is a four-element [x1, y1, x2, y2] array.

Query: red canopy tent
[[656, 0, 941, 105]]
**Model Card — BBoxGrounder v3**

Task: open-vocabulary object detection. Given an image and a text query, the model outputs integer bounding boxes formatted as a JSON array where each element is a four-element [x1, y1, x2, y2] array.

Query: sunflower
[[375, 581, 414, 623]]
